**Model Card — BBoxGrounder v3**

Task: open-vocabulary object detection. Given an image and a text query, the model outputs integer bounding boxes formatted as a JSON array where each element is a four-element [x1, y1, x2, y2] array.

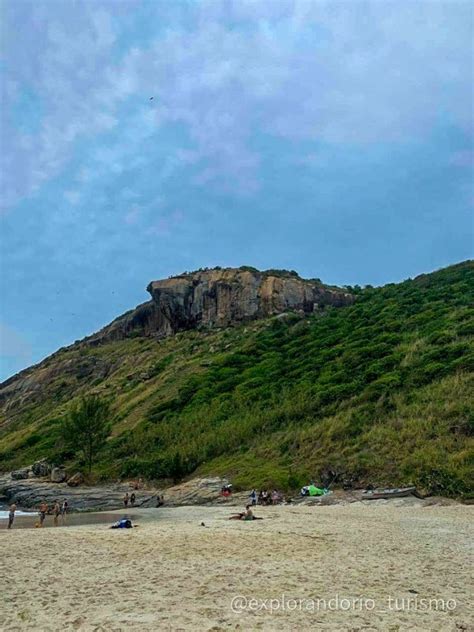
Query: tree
[[62, 395, 111, 473]]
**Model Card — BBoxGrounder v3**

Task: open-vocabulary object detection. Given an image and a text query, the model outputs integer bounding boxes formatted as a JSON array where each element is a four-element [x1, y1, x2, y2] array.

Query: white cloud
[[2, 0, 472, 211]]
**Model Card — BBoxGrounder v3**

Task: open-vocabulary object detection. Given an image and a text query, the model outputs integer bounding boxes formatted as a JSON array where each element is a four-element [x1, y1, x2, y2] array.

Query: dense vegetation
[[1, 261, 473, 497]]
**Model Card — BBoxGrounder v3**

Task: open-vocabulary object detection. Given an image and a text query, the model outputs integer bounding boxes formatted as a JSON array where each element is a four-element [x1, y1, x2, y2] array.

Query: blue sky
[[1, 0, 473, 381]]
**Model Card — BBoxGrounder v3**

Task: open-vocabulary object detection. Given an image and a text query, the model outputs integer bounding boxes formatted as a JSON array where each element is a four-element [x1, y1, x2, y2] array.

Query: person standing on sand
[[61, 499, 68, 524], [130, 493, 136, 507], [124, 492, 129, 508], [250, 489, 257, 506], [53, 501, 61, 526], [39, 502, 48, 527], [7, 503, 16, 529]]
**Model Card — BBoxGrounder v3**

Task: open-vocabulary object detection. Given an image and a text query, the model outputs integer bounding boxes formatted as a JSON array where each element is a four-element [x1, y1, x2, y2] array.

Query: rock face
[[0, 475, 233, 511], [97, 268, 354, 342]]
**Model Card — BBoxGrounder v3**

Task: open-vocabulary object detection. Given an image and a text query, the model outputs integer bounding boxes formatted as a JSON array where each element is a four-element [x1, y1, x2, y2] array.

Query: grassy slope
[[0, 261, 473, 496]]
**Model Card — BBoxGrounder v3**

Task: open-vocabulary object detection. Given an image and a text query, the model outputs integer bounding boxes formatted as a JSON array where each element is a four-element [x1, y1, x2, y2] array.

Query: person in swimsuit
[[123, 492, 129, 508], [53, 501, 61, 526], [228, 505, 262, 521], [130, 493, 136, 507], [61, 499, 68, 524], [7, 503, 16, 529], [39, 502, 48, 527]]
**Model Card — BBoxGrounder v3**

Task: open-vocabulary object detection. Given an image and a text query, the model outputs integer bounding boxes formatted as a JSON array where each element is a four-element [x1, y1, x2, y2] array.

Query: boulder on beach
[[67, 472, 84, 487], [50, 467, 67, 483], [11, 468, 30, 480], [32, 459, 51, 477]]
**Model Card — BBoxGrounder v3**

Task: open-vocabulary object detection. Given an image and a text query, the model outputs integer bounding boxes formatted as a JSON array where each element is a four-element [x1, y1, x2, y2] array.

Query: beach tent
[[308, 484, 324, 496]]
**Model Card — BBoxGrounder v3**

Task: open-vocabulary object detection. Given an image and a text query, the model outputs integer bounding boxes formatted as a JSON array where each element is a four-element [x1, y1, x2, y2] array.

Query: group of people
[[249, 489, 283, 506], [123, 492, 137, 508], [7, 499, 68, 529], [37, 499, 69, 527], [124, 491, 165, 508]]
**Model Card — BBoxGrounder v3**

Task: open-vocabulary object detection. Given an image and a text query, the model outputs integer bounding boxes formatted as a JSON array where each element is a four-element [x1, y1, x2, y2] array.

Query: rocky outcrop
[[0, 474, 153, 511], [0, 266, 353, 438], [94, 267, 354, 342], [67, 472, 84, 487], [50, 467, 67, 483], [32, 459, 51, 477], [0, 475, 236, 511], [11, 460, 67, 482]]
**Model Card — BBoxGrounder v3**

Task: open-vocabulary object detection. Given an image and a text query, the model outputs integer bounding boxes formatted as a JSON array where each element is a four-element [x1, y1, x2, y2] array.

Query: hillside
[[0, 262, 473, 497]]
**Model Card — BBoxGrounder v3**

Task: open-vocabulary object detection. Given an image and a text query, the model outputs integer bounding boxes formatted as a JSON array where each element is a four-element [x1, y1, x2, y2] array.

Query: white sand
[[1, 502, 473, 631]]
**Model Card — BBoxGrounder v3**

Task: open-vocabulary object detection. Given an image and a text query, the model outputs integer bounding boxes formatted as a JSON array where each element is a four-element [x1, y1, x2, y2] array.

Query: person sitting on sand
[[156, 495, 164, 508], [39, 502, 48, 527], [229, 505, 263, 521], [123, 492, 129, 508], [7, 503, 16, 529], [53, 501, 61, 526]]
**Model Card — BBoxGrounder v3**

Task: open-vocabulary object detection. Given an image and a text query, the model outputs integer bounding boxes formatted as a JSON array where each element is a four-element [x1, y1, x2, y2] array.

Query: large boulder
[[50, 467, 67, 483], [11, 468, 30, 480], [67, 472, 84, 487], [32, 459, 51, 477]]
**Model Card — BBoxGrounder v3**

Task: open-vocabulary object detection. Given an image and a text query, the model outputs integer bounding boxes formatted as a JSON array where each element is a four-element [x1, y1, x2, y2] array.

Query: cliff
[[0, 266, 352, 416], [93, 267, 354, 342]]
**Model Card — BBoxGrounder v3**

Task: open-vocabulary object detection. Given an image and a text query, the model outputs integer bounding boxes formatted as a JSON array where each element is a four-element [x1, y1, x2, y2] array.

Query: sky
[[1, 0, 473, 381]]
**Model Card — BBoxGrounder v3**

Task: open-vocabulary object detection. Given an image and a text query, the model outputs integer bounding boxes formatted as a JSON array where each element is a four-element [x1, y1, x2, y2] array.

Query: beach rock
[[50, 467, 67, 483], [11, 468, 30, 480], [32, 459, 51, 477], [0, 473, 156, 511], [140, 477, 235, 507], [0, 472, 456, 514], [67, 472, 84, 487]]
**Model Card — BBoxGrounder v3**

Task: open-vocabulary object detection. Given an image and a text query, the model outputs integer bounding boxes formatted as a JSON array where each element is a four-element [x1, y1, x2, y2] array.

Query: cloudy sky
[[1, 0, 473, 380]]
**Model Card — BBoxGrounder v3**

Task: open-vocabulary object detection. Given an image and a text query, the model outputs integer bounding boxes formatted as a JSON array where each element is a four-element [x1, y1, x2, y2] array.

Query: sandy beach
[[1, 502, 472, 631]]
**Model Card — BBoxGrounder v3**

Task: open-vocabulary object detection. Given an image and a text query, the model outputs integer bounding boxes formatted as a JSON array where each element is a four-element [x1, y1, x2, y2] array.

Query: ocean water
[[0, 509, 33, 519]]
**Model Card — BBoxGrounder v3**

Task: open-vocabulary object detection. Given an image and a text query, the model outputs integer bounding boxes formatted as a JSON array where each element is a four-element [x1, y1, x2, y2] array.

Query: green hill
[[1, 261, 473, 497]]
